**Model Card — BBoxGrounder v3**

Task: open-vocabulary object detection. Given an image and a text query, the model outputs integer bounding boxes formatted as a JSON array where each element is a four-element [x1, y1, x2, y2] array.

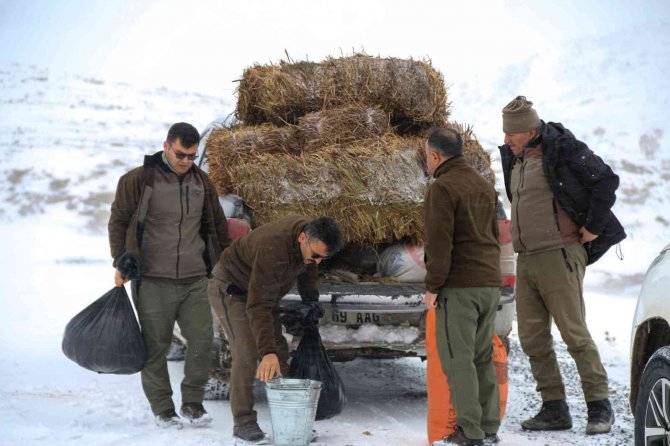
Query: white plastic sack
[[377, 243, 426, 283]]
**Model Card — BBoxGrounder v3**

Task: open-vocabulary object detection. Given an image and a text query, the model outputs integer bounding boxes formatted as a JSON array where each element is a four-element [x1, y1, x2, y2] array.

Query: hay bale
[[450, 122, 495, 187], [206, 124, 298, 158], [298, 105, 391, 150], [206, 106, 390, 158], [206, 123, 495, 244], [235, 55, 449, 133], [208, 134, 427, 244]]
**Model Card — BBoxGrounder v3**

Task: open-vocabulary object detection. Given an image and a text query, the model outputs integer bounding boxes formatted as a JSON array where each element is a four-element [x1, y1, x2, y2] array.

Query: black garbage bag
[[287, 302, 346, 420], [280, 301, 324, 336], [62, 286, 147, 374], [114, 252, 141, 281]]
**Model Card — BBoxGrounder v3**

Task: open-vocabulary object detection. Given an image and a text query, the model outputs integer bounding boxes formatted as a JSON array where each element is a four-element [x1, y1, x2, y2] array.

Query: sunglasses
[[306, 237, 330, 260], [170, 145, 199, 161]]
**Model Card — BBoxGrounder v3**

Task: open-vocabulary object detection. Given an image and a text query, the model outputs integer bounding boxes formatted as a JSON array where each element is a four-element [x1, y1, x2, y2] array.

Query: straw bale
[[235, 55, 449, 133], [206, 123, 298, 157], [298, 105, 391, 149], [448, 122, 495, 187], [209, 135, 427, 243], [206, 105, 390, 159], [206, 123, 495, 244]]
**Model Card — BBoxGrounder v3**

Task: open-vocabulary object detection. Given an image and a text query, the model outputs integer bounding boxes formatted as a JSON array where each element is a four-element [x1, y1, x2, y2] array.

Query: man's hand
[[579, 227, 598, 244], [114, 269, 129, 287], [256, 353, 282, 382], [423, 291, 438, 309]]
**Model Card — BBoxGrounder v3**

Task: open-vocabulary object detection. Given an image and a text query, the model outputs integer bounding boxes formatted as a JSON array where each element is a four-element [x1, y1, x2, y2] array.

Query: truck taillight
[[502, 275, 516, 288], [498, 219, 512, 244]]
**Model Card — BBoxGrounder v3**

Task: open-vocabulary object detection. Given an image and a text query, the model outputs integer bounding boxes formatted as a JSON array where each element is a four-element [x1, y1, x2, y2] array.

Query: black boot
[[586, 399, 615, 435], [521, 400, 572, 431]]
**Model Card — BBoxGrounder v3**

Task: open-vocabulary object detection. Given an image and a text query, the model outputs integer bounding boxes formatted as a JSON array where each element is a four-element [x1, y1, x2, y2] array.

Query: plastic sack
[[62, 286, 147, 374], [426, 309, 508, 444], [280, 301, 324, 337], [226, 217, 251, 241], [377, 243, 426, 282], [287, 303, 346, 420]]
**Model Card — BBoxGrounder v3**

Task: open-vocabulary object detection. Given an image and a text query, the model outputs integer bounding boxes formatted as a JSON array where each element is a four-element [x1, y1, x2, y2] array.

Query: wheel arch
[[630, 318, 670, 411]]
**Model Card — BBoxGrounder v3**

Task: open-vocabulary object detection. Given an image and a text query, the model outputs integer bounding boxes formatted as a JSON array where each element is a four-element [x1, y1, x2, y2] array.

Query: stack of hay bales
[[206, 54, 494, 246]]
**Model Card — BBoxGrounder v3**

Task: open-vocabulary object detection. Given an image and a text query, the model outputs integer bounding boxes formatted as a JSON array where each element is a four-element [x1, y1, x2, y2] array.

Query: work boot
[[180, 402, 212, 426], [521, 400, 572, 431], [155, 408, 183, 429], [586, 399, 615, 435], [483, 432, 500, 444], [431, 426, 484, 446], [233, 421, 270, 445]]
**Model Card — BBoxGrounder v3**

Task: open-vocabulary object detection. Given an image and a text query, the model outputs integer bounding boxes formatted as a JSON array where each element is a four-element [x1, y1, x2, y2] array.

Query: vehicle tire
[[634, 345, 670, 446], [204, 327, 232, 400], [166, 334, 186, 361], [204, 368, 230, 400]]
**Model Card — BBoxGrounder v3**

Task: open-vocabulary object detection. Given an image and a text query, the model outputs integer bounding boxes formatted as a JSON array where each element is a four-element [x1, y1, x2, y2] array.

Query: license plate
[[324, 307, 422, 326], [330, 310, 382, 325]]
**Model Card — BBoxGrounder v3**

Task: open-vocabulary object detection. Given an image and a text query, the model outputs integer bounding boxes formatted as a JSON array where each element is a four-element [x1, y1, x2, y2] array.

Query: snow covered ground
[[0, 216, 638, 445], [1, 17, 669, 445]]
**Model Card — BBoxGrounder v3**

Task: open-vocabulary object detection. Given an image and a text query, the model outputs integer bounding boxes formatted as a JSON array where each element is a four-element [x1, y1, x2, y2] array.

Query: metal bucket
[[265, 378, 322, 446]]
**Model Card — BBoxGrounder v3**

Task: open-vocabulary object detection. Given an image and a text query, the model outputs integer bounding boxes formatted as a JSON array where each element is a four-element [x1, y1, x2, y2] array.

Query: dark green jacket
[[212, 215, 319, 357], [424, 156, 501, 292], [108, 151, 231, 277]]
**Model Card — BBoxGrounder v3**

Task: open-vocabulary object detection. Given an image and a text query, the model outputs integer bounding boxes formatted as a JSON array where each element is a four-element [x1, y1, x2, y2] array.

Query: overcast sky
[[0, 0, 668, 99]]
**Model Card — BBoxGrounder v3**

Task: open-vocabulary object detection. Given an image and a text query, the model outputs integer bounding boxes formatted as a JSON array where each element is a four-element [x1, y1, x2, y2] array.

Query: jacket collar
[[290, 222, 308, 264], [143, 150, 197, 176], [433, 155, 465, 179]]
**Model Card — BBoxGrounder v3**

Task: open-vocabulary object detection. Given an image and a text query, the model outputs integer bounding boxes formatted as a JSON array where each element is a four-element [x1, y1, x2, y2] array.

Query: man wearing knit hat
[[499, 96, 625, 436]]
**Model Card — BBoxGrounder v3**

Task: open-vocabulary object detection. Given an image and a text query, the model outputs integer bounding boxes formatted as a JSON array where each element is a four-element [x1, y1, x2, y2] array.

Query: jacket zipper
[[186, 185, 190, 214], [515, 159, 528, 252], [177, 177, 184, 278]]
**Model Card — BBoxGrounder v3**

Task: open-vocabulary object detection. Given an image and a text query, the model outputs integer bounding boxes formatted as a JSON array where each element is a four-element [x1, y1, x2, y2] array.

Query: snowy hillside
[[0, 63, 231, 232]]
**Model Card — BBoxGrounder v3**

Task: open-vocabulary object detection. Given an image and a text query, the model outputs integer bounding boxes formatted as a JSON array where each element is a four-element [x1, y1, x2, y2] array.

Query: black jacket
[[499, 122, 626, 265]]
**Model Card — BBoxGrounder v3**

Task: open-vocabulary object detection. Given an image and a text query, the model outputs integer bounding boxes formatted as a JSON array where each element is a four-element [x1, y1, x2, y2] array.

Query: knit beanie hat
[[502, 96, 541, 133]]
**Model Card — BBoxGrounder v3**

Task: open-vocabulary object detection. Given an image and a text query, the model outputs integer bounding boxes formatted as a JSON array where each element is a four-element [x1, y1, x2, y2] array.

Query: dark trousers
[[435, 287, 500, 440], [516, 243, 609, 402], [208, 277, 289, 426], [132, 277, 213, 415]]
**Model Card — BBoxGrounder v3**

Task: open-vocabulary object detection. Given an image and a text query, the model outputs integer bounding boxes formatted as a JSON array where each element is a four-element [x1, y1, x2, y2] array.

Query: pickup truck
[[176, 120, 517, 399]]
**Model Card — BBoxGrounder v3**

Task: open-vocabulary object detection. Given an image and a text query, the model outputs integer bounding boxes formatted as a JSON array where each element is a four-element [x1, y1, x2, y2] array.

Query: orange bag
[[426, 309, 508, 445]]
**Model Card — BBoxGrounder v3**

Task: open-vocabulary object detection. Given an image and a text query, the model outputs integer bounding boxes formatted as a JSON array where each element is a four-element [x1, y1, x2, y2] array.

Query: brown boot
[[180, 402, 212, 426]]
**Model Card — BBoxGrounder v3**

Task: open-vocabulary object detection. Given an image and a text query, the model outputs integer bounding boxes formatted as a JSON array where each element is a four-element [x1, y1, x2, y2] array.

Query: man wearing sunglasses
[[207, 215, 342, 444], [109, 122, 231, 428]]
